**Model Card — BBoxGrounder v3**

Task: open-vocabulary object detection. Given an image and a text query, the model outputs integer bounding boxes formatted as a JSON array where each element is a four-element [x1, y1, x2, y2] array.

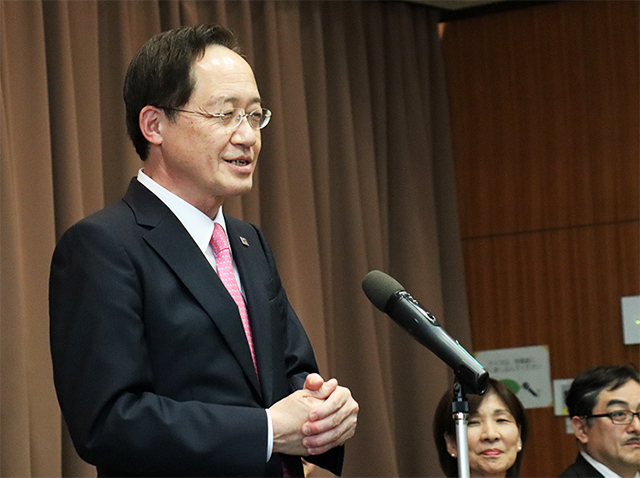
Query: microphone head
[[362, 270, 404, 312]]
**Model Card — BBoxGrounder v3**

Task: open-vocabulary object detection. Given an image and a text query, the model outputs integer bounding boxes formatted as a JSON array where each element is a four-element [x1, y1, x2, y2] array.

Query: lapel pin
[[240, 236, 249, 247]]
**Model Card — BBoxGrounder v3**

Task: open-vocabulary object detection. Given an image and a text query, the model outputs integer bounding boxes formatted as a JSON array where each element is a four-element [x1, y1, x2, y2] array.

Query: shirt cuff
[[265, 408, 273, 462]]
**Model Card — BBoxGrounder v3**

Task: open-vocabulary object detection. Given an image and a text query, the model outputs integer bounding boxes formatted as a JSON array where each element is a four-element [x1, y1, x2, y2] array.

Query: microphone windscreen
[[362, 270, 404, 312]]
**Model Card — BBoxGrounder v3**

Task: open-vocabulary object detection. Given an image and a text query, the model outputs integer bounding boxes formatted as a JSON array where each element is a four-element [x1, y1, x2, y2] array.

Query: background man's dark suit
[[558, 453, 605, 478], [49, 178, 343, 477]]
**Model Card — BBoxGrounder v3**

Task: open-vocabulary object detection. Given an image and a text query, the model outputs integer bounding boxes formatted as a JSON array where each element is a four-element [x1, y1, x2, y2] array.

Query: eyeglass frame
[[155, 105, 272, 130], [582, 410, 640, 425]]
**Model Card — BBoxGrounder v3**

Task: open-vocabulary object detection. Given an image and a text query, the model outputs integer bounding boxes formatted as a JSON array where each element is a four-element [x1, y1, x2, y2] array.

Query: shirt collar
[[580, 451, 624, 478], [137, 169, 226, 255]]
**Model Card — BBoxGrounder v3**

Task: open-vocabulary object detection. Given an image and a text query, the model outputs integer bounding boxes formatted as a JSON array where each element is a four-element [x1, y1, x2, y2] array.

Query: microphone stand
[[452, 380, 471, 478]]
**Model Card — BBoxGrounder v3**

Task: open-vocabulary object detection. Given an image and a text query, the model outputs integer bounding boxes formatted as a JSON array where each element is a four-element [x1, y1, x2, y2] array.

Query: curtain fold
[[0, 1, 468, 476], [1, 2, 61, 476]]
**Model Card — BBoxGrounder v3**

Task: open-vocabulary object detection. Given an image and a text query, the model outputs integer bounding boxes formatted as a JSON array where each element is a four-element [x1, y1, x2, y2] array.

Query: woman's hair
[[432, 378, 529, 477], [123, 24, 240, 160]]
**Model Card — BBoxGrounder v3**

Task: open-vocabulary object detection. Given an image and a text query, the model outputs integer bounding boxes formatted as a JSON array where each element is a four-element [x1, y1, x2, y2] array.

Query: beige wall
[[441, 1, 640, 476]]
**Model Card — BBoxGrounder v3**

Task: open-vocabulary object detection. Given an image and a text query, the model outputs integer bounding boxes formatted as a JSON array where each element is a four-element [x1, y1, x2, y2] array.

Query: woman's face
[[446, 391, 523, 478]]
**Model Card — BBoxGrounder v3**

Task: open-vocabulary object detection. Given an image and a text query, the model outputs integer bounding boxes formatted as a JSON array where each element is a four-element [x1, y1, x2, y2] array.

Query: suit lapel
[[226, 219, 274, 403], [123, 179, 262, 396]]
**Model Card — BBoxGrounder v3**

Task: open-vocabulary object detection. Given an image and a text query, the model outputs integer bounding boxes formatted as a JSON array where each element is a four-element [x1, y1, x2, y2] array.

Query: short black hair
[[123, 24, 240, 160], [565, 364, 640, 418], [433, 378, 529, 477]]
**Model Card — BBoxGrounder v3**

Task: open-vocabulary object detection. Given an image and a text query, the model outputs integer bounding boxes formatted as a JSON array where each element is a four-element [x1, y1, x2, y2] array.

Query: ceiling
[[410, 0, 501, 10], [405, 0, 556, 22]]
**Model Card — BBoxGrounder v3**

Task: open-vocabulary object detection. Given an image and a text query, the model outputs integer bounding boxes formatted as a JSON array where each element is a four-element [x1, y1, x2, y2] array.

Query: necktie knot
[[211, 223, 230, 256]]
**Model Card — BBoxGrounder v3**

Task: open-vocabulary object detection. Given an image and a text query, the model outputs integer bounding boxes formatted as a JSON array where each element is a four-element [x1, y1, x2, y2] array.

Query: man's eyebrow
[[209, 96, 263, 106], [605, 399, 629, 408]]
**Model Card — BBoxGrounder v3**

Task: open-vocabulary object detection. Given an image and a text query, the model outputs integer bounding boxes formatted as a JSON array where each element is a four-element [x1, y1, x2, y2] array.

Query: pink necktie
[[210, 223, 258, 375]]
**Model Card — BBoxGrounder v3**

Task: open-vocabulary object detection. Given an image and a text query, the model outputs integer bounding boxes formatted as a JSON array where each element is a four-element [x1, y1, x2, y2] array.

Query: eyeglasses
[[158, 106, 272, 130], [583, 410, 640, 425]]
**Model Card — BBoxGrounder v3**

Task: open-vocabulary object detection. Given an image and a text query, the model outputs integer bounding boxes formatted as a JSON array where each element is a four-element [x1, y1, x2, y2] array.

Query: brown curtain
[[0, 1, 469, 476]]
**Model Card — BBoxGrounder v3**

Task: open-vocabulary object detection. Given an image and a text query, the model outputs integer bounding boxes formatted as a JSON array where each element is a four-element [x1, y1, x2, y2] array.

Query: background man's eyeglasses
[[157, 106, 272, 130], [583, 410, 640, 425]]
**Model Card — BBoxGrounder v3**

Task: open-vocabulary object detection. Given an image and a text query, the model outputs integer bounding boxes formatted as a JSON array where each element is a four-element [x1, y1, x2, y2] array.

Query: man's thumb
[[303, 373, 324, 392]]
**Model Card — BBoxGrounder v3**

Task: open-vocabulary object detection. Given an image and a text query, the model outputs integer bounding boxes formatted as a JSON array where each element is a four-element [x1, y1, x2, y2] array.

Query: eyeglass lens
[[223, 108, 270, 129], [612, 410, 640, 424]]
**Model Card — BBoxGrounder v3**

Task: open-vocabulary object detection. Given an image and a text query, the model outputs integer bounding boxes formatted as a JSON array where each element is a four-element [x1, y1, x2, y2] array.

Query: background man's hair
[[565, 364, 640, 418]]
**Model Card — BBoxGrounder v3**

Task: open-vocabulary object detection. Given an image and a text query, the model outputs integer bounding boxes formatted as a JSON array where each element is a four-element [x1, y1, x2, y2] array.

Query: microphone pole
[[452, 381, 471, 478]]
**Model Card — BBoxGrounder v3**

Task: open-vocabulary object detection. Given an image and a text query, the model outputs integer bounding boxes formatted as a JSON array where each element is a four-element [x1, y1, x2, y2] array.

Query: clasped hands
[[269, 373, 359, 457]]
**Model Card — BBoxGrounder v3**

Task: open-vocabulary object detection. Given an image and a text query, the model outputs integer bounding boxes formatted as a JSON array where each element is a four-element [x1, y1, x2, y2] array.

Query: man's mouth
[[226, 159, 250, 166], [224, 159, 251, 167]]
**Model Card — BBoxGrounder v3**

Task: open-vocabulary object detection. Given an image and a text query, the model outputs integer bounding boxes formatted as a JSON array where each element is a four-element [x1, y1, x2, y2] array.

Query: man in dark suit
[[49, 24, 358, 477], [558, 365, 640, 478]]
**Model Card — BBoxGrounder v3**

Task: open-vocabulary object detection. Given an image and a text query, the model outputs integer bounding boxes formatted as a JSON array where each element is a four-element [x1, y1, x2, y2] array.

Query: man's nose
[[628, 413, 640, 430], [231, 116, 258, 146]]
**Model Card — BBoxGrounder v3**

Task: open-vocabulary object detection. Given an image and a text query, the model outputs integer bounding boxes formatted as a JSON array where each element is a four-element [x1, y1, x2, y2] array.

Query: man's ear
[[444, 433, 458, 457], [139, 106, 164, 146], [571, 416, 589, 445]]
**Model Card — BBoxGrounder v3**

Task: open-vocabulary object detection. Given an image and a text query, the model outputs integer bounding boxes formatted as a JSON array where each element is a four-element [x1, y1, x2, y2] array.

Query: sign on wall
[[474, 345, 553, 409], [621, 295, 640, 345]]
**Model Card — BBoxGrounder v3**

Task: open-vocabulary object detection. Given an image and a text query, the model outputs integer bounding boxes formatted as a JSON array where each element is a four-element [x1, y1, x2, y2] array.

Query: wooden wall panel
[[441, 1, 639, 476], [444, 1, 639, 239], [465, 221, 640, 370]]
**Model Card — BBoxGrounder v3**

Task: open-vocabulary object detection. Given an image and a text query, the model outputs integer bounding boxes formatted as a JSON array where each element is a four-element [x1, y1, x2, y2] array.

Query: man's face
[[573, 380, 640, 478], [148, 44, 263, 214]]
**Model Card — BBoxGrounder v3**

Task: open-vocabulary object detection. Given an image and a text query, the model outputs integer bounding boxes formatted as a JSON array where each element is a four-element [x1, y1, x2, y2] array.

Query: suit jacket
[[49, 178, 343, 477], [558, 453, 605, 478]]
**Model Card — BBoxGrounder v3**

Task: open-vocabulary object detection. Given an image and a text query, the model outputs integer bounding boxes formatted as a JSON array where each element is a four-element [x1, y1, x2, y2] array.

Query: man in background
[[49, 24, 358, 477], [559, 364, 640, 478]]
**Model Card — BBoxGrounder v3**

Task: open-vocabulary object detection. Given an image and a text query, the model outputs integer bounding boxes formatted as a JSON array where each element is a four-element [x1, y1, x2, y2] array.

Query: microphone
[[362, 270, 489, 394]]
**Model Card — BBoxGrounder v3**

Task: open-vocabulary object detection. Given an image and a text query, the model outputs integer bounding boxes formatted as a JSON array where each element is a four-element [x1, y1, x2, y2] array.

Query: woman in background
[[433, 378, 529, 478]]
